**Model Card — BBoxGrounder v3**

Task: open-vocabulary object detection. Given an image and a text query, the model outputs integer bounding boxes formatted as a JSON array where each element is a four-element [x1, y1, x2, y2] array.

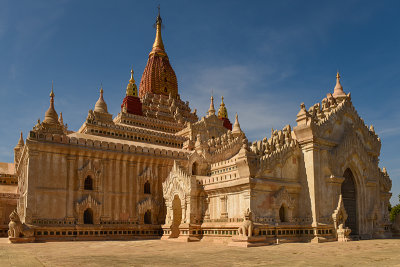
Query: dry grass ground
[[0, 238, 399, 267]]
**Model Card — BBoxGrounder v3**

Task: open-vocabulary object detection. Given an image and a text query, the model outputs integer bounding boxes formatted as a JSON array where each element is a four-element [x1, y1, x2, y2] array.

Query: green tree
[[390, 194, 400, 222]]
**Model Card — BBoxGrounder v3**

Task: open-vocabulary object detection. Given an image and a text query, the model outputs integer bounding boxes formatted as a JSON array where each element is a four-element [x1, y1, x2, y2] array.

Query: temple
[[0, 11, 393, 245]]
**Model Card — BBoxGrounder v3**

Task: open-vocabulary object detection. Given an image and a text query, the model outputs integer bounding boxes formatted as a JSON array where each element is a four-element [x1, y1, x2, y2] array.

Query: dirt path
[[0, 238, 399, 266]]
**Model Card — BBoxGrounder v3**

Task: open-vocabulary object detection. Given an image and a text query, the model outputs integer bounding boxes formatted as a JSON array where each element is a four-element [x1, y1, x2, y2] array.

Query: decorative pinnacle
[[100, 85, 104, 99], [50, 81, 55, 98], [17, 131, 24, 147], [130, 68, 135, 83], [232, 113, 242, 135], [208, 93, 215, 116], [156, 4, 162, 24], [126, 68, 138, 97], [151, 5, 165, 55], [218, 95, 228, 119], [333, 71, 346, 98]]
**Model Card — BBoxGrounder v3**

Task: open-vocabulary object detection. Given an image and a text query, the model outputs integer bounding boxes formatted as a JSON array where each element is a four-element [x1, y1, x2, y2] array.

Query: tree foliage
[[390, 194, 400, 222]]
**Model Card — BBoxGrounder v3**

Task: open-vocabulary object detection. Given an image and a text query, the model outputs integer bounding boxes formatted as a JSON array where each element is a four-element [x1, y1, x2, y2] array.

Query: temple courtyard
[[0, 238, 400, 266]]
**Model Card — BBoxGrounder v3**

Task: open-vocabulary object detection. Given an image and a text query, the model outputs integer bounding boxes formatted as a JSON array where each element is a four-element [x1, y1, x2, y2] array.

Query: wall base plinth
[[9, 237, 35, 243], [229, 235, 270, 247]]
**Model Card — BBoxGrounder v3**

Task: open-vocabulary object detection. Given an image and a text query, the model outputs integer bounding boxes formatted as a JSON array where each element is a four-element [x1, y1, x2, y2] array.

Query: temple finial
[[232, 113, 243, 136], [218, 95, 228, 119], [130, 68, 135, 83], [208, 93, 215, 116], [50, 80, 54, 98], [126, 68, 138, 97], [17, 132, 24, 147], [151, 5, 166, 56], [332, 71, 346, 99], [59, 112, 63, 124], [43, 81, 59, 124], [94, 85, 108, 113]]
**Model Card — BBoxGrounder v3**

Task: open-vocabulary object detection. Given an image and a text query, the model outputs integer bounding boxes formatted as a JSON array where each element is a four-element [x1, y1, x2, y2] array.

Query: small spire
[[59, 112, 64, 125], [218, 96, 228, 119], [126, 68, 138, 97], [332, 71, 346, 98], [43, 82, 59, 124], [232, 113, 242, 135], [50, 80, 55, 98], [17, 132, 24, 147], [130, 68, 135, 83], [208, 94, 215, 116], [100, 83, 104, 98], [94, 85, 108, 113]]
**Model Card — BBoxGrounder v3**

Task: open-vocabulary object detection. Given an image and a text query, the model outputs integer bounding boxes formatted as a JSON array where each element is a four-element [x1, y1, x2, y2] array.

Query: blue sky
[[0, 0, 399, 204]]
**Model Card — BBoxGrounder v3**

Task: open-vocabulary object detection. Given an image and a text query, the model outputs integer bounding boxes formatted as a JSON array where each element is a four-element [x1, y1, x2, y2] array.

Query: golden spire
[[126, 68, 138, 97], [44, 81, 59, 124], [208, 94, 215, 116], [218, 96, 228, 119], [130, 68, 135, 83], [150, 5, 166, 56], [332, 71, 346, 98], [94, 85, 109, 113]]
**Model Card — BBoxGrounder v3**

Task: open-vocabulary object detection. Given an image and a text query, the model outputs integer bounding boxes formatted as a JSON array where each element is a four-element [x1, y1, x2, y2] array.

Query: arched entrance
[[279, 205, 288, 223], [84, 208, 93, 224], [144, 210, 152, 224], [341, 168, 358, 235], [171, 194, 182, 238]]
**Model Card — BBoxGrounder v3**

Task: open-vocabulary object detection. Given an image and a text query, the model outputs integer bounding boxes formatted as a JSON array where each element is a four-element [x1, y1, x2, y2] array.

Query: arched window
[[144, 181, 151, 194], [279, 205, 287, 223], [144, 210, 152, 224], [84, 208, 93, 224], [84, 176, 93, 190]]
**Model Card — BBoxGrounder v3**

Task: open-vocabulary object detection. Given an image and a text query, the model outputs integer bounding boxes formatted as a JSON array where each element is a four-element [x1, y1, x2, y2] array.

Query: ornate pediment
[[76, 195, 101, 211], [77, 159, 102, 191], [75, 194, 101, 224], [273, 186, 295, 209], [328, 126, 376, 178], [163, 161, 195, 203], [137, 196, 162, 215], [139, 166, 155, 180]]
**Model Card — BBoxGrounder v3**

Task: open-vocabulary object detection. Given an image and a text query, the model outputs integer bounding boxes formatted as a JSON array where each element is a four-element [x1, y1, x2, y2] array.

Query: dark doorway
[[279, 205, 287, 222], [84, 208, 93, 224], [144, 210, 152, 224], [341, 168, 358, 235]]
